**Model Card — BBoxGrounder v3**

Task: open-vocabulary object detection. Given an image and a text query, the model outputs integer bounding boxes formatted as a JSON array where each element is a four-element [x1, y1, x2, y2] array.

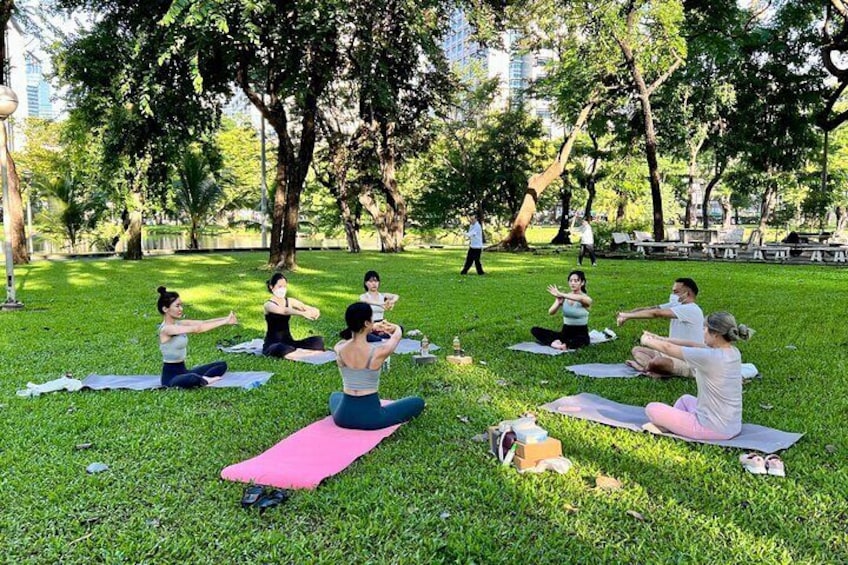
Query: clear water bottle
[[420, 335, 430, 356], [382, 356, 391, 372], [452, 335, 461, 356]]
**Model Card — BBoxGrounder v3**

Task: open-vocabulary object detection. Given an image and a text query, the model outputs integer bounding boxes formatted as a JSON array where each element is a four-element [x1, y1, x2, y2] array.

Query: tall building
[[25, 52, 54, 119], [442, 10, 563, 138]]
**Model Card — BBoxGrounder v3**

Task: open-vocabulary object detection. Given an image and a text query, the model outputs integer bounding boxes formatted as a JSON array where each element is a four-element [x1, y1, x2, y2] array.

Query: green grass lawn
[[1, 250, 846, 563]]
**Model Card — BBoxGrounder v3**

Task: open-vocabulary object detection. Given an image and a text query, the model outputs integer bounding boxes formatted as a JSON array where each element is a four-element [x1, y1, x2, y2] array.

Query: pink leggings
[[645, 395, 733, 440]]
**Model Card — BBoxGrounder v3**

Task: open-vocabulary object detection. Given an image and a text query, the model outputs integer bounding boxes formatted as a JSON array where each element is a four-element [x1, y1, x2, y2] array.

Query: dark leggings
[[579, 244, 596, 265], [365, 325, 404, 343], [530, 324, 590, 349], [161, 361, 228, 388], [461, 248, 484, 274], [263, 336, 325, 358], [329, 392, 425, 430]]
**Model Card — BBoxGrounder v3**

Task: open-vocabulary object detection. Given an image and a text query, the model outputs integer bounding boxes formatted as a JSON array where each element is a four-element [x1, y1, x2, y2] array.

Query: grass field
[[1, 249, 846, 563]]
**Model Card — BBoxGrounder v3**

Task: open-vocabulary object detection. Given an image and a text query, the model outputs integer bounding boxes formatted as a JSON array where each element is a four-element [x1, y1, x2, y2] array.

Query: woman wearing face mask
[[359, 270, 401, 342], [157, 286, 238, 388], [640, 312, 753, 440], [263, 273, 325, 358], [530, 270, 593, 350]]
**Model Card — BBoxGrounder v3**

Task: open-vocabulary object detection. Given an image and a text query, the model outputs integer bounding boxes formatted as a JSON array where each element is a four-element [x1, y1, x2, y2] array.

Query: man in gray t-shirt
[[616, 278, 704, 377]]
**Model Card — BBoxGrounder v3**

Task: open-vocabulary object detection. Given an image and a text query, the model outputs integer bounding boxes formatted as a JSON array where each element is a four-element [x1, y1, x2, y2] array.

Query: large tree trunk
[[500, 98, 596, 249], [123, 191, 143, 260], [6, 152, 29, 264], [720, 194, 733, 229], [375, 121, 405, 252], [550, 186, 572, 244], [836, 206, 848, 234], [758, 180, 778, 233], [615, 8, 682, 242], [701, 158, 726, 229], [684, 139, 704, 228], [358, 185, 394, 251]]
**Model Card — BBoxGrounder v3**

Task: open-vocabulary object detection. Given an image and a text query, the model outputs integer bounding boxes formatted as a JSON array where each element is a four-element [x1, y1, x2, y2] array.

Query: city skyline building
[[441, 9, 563, 138]]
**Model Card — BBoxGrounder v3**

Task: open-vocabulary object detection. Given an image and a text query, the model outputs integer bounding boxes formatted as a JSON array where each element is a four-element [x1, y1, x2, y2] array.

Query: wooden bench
[[636, 242, 695, 257], [752, 246, 791, 261], [611, 232, 636, 250], [706, 243, 741, 259]]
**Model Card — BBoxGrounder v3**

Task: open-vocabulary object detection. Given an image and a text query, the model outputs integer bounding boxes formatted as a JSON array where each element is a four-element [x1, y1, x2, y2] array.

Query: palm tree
[[36, 175, 92, 252], [173, 150, 225, 249]]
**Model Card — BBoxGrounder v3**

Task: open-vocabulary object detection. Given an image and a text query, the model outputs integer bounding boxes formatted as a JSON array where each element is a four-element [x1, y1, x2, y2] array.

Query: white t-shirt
[[360, 292, 385, 322], [682, 346, 743, 436], [660, 301, 705, 344], [578, 222, 594, 245], [467, 222, 483, 249]]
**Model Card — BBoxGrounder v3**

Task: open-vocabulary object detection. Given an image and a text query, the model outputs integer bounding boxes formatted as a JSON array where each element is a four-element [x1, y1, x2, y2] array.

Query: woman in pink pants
[[640, 312, 754, 440]]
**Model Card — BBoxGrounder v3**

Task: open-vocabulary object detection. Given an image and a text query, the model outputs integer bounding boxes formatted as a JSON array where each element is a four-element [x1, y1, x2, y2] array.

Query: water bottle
[[452, 335, 461, 356], [382, 356, 391, 372], [420, 335, 430, 356]]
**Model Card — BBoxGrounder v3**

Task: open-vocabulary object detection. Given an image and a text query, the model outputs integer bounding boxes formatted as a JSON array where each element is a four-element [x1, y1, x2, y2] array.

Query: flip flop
[[256, 489, 289, 513], [764, 454, 786, 477], [240, 485, 266, 509], [739, 452, 767, 475]]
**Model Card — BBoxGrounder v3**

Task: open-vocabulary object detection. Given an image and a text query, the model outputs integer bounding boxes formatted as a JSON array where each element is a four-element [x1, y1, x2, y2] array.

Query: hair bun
[[736, 324, 755, 341], [157, 286, 167, 295]]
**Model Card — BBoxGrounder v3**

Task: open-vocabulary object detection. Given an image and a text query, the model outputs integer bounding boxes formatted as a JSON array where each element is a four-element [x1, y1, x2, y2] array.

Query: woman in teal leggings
[[329, 302, 424, 430]]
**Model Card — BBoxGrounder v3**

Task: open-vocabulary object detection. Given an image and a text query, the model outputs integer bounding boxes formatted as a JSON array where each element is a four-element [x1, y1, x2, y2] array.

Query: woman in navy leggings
[[329, 302, 424, 430], [157, 286, 238, 388]]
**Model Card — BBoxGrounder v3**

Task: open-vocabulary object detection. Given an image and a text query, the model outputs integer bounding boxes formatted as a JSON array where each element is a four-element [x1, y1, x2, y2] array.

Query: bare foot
[[550, 340, 568, 351], [204, 376, 223, 386], [625, 360, 645, 372]]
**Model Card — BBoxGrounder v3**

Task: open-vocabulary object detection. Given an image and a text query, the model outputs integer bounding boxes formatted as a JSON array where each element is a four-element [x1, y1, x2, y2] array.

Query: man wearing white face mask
[[616, 278, 704, 377]]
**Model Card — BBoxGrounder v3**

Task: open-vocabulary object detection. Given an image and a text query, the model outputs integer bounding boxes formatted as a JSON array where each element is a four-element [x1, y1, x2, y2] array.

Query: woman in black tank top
[[263, 273, 325, 358]]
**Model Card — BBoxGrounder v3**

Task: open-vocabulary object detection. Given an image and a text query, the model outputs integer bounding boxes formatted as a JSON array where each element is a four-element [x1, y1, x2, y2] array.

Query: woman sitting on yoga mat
[[640, 311, 754, 440], [530, 270, 593, 350], [157, 286, 238, 388], [359, 270, 401, 342], [329, 302, 424, 430], [263, 272, 325, 358]]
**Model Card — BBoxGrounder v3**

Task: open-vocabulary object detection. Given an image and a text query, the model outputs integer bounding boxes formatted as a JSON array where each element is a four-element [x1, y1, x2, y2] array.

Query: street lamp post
[[259, 115, 268, 248], [0, 85, 22, 311]]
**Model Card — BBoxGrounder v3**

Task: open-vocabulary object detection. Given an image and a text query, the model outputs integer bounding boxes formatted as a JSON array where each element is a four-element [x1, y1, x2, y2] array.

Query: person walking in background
[[575, 215, 596, 267], [461, 214, 485, 275]]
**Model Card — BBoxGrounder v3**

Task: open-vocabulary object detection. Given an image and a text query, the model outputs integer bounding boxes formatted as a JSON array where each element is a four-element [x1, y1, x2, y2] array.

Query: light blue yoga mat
[[542, 393, 803, 452], [81, 371, 273, 391]]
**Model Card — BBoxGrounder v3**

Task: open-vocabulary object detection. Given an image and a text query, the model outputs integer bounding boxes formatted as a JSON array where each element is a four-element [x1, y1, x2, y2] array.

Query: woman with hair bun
[[263, 272, 325, 358], [640, 311, 754, 440], [328, 302, 424, 430], [156, 286, 238, 388]]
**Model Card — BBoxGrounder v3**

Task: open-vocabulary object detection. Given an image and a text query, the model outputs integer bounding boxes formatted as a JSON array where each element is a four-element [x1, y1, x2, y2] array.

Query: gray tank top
[[339, 346, 381, 391], [159, 323, 188, 363]]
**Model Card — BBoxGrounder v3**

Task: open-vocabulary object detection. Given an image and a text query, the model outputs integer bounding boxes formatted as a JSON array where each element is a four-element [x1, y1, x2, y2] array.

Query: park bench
[[611, 232, 636, 251], [636, 241, 695, 257], [752, 245, 791, 261], [706, 243, 741, 259], [801, 245, 848, 263]]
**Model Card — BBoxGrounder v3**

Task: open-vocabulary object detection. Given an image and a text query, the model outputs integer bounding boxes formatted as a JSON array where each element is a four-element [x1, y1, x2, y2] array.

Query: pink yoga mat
[[221, 415, 401, 490]]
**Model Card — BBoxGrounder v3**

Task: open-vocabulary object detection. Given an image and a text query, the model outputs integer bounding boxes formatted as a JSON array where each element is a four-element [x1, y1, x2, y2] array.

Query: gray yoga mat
[[509, 342, 571, 355], [81, 371, 274, 391], [218, 339, 337, 365], [566, 362, 760, 379], [541, 393, 803, 452], [394, 338, 441, 355]]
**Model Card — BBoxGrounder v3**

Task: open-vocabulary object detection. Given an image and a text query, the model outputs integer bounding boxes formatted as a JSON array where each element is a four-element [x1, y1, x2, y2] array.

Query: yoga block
[[512, 454, 538, 471], [413, 354, 437, 365], [447, 355, 473, 365], [515, 438, 562, 461]]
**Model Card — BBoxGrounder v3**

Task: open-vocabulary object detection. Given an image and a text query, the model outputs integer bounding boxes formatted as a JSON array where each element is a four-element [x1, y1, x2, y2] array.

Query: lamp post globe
[[1, 84, 22, 311], [0, 85, 18, 119]]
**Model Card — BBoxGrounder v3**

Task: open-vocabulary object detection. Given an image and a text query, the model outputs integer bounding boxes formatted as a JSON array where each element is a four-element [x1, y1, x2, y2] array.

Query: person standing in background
[[461, 215, 485, 275], [575, 215, 596, 267]]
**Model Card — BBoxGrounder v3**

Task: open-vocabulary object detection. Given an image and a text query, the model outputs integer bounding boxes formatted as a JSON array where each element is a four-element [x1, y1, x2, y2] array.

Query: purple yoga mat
[[542, 393, 803, 453]]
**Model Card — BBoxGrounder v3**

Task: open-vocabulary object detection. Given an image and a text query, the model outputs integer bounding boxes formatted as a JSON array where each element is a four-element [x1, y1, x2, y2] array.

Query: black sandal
[[240, 485, 266, 509], [256, 489, 289, 513]]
